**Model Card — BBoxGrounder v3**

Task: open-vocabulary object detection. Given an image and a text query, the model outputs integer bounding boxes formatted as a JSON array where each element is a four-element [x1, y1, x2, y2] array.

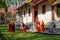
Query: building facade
[[17, 0, 60, 31], [17, 0, 32, 24], [52, 0, 60, 28]]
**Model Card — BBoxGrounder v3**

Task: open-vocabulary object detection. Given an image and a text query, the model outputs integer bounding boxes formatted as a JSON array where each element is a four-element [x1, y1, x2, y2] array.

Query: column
[[52, 6, 55, 20]]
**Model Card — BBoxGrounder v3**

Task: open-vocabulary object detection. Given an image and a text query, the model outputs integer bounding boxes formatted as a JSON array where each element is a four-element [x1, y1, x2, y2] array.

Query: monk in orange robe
[[35, 16, 41, 32], [22, 22, 26, 32], [41, 20, 45, 32]]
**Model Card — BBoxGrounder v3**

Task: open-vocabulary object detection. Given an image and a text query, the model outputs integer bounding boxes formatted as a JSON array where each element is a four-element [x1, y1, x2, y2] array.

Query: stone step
[[41, 28, 60, 34]]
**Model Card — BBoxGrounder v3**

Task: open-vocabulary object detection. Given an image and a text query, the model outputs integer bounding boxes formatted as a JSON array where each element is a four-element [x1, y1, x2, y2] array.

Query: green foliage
[[0, 0, 6, 8], [7, 12, 12, 15], [10, 18, 16, 22], [0, 0, 7, 13], [0, 25, 60, 40]]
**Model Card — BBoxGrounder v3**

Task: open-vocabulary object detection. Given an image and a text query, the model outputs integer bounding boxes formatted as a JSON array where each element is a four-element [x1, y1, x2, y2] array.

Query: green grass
[[0, 25, 60, 40]]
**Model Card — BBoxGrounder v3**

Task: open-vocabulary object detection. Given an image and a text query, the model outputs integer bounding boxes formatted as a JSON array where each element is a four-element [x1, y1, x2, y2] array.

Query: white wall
[[27, 12, 32, 23], [22, 11, 27, 24], [22, 5, 32, 24], [54, 6, 60, 21], [16, 14, 20, 22], [38, 2, 52, 24], [22, 2, 52, 24]]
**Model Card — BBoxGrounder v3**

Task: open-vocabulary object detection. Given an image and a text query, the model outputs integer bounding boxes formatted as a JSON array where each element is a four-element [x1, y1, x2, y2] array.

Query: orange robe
[[36, 21, 41, 32], [41, 21, 45, 31], [22, 23, 26, 32]]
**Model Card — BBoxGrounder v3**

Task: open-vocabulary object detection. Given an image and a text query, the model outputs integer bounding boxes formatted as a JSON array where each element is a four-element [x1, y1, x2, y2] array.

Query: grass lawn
[[0, 24, 60, 40]]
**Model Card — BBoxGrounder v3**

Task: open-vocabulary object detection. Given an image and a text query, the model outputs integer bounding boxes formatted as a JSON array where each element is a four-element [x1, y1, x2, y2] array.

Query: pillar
[[52, 6, 55, 20]]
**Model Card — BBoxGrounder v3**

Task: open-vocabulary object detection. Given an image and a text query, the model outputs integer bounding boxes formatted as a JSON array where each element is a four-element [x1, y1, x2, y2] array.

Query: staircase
[[42, 28, 60, 34], [25, 22, 37, 32], [41, 20, 60, 34], [25, 20, 60, 34]]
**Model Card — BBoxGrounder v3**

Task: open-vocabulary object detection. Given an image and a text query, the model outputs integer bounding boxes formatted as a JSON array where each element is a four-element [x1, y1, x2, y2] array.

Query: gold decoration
[[25, 0, 32, 3], [29, 2, 33, 6], [48, 0, 54, 5]]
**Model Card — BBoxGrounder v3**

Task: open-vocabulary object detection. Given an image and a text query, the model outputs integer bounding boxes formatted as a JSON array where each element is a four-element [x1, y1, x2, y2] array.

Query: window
[[24, 10, 25, 17], [42, 5, 46, 14], [28, 8, 31, 16], [57, 5, 60, 17]]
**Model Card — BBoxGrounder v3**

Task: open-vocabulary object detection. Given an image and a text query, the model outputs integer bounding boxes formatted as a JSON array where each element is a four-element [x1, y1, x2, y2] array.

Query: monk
[[41, 20, 45, 32], [35, 16, 41, 32], [22, 22, 26, 32], [9, 22, 13, 32]]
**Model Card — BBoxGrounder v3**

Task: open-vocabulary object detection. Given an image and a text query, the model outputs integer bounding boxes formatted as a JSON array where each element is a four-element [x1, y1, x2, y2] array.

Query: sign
[[26, 0, 32, 3], [48, 0, 54, 4]]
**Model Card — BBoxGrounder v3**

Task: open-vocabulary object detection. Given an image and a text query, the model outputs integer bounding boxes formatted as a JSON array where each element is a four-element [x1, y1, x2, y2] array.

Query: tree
[[0, 0, 7, 8], [0, 0, 7, 24]]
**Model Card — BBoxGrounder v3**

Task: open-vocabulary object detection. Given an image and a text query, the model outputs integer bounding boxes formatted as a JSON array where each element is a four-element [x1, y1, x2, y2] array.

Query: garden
[[0, 24, 60, 40]]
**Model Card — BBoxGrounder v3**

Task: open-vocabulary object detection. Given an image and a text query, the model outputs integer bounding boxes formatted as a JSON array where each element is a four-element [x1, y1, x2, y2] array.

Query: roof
[[16, 1, 26, 10], [52, 0, 60, 6], [32, 0, 45, 6]]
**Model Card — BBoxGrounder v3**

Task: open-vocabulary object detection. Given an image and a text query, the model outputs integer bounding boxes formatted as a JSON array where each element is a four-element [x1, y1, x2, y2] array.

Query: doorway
[[34, 10, 38, 22], [57, 4, 60, 17]]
